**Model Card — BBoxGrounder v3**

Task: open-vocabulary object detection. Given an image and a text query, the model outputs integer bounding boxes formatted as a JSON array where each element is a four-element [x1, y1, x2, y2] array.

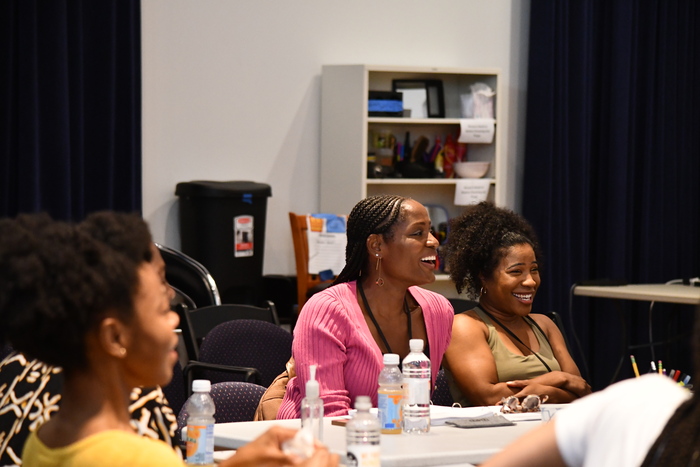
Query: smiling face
[[480, 243, 540, 317], [377, 199, 439, 287], [122, 263, 180, 388]]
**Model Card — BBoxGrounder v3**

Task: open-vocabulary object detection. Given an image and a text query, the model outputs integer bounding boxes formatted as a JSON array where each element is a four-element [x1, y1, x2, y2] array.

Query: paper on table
[[431, 405, 542, 426], [430, 405, 494, 426], [454, 179, 490, 206], [458, 118, 495, 144], [306, 214, 347, 275]]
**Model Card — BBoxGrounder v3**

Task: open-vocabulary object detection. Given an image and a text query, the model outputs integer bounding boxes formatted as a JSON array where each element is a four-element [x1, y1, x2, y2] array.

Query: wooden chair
[[288, 212, 337, 313]]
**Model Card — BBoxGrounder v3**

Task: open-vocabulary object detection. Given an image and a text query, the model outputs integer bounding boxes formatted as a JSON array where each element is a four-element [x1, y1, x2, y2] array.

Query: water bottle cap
[[306, 364, 319, 399], [409, 339, 424, 352], [383, 353, 399, 365], [192, 379, 211, 392], [354, 395, 372, 411]]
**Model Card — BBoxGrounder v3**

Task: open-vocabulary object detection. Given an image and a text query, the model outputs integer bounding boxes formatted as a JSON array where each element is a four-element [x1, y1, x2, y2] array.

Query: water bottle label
[[404, 378, 430, 405], [186, 423, 214, 464], [347, 444, 380, 467], [378, 391, 403, 431]]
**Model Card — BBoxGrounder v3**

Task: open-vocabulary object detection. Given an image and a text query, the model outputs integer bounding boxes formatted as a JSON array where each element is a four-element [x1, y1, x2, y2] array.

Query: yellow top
[[22, 429, 183, 467]]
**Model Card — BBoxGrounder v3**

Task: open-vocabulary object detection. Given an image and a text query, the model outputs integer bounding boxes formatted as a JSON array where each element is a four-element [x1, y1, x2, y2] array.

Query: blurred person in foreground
[[0, 213, 337, 467]]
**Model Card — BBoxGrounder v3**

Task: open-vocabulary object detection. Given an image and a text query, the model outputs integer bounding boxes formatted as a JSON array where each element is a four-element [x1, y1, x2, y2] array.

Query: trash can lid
[[175, 181, 272, 198]]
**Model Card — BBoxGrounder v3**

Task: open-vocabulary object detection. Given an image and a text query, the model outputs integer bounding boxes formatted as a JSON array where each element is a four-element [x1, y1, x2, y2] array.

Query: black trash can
[[175, 180, 272, 305]]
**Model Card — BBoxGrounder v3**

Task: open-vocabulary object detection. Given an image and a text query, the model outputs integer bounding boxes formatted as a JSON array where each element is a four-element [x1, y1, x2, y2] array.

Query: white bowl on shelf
[[454, 161, 490, 179]]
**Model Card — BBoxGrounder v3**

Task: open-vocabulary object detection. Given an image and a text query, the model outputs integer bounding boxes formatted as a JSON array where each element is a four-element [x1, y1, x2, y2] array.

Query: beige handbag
[[254, 356, 296, 421]]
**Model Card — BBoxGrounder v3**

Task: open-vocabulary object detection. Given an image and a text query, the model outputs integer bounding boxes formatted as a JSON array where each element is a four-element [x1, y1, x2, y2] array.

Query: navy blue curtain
[[0, 0, 141, 221], [524, 0, 700, 389]]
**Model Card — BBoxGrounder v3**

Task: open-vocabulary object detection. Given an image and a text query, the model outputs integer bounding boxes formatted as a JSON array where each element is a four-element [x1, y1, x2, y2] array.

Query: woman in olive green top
[[443, 202, 590, 406]]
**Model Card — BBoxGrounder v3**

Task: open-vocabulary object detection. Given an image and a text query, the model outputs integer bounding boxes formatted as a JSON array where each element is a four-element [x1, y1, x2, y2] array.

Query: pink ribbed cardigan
[[277, 281, 453, 419]]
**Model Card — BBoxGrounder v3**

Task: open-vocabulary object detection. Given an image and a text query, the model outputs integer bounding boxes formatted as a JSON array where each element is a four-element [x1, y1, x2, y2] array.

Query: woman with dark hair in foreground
[[0, 214, 336, 467]]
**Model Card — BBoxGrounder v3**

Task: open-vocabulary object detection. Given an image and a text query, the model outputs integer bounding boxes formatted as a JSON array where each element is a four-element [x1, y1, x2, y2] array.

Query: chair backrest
[[162, 360, 188, 417], [197, 319, 293, 387], [448, 298, 480, 315], [173, 303, 199, 362], [156, 243, 221, 308], [546, 310, 572, 354], [432, 368, 454, 407], [288, 212, 336, 311], [176, 381, 266, 445], [187, 302, 280, 346]]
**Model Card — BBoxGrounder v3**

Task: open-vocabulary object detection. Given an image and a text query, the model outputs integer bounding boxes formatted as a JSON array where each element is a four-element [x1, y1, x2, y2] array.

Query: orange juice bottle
[[377, 353, 403, 434]]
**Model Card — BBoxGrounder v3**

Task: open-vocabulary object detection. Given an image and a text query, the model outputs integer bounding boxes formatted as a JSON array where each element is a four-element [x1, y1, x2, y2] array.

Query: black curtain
[[0, 0, 141, 221], [524, 0, 700, 389]]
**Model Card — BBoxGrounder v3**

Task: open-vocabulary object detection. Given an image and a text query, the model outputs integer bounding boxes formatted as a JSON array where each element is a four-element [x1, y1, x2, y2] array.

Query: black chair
[[546, 310, 572, 354], [187, 302, 280, 349], [163, 361, 188, 417], [195, 319, 292, 388], [431, 368, 455, 407], [175, 381, 266, 446], [448, 298, 480, 314], [156, 243, 221, 308], [171, 285, 197, 312]]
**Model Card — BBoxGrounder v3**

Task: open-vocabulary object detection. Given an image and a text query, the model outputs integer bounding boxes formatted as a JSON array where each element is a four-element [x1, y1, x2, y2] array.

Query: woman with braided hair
[[277, 195, 454, 418], [481, 307, 698, 467], [443, 202, 590, 406]]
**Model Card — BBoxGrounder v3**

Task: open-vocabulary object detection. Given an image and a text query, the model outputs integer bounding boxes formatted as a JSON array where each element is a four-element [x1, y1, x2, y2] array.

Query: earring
[[375, 254, 384, 287], [119, 347, 127, 357], [480, 287, 486, 297]]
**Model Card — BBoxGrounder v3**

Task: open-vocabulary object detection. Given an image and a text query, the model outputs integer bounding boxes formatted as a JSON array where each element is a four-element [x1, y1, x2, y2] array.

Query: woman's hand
[[219, 426, 339, 467], [506, 371, 591, 403]]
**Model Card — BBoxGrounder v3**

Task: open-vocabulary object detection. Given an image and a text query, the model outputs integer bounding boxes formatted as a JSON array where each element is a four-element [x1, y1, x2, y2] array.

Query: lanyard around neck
[[478, 306, 552, 373], [357, 280, 412, 355]]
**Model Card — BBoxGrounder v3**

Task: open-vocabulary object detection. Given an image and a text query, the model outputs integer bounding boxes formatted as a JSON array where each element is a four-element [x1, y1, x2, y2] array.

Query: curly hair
[[333, 194, 408, 285], [78, 211, 153, 265], [445, 202, 542, 298], [0, 214, 138, 372]]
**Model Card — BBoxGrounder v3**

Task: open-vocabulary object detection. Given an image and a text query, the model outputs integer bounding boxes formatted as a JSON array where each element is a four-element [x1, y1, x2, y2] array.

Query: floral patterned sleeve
[[0, 352, 181, 466]]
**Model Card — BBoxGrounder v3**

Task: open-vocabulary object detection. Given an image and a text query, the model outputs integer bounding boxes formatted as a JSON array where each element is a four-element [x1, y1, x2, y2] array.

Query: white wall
[[142, 0, 530, 277]]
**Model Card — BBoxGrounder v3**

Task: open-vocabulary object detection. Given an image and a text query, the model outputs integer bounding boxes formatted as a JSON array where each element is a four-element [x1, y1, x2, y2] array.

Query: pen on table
[[658, 360, 663, 375], [683, 375, 692, 385], [673, 371, 682, 382], [630, 355, 640, 378], [668, 369, 676, 380], [650, 361, 657, 373]]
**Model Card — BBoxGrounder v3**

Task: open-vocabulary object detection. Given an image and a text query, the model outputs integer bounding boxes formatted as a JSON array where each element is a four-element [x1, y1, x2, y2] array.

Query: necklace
[[478, 306, 552, 372], [357, 280, 412, 355]]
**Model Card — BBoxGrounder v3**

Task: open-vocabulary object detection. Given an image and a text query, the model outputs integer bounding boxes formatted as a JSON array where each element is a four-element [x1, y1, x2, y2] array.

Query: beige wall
[[141, 0, 530, 277]]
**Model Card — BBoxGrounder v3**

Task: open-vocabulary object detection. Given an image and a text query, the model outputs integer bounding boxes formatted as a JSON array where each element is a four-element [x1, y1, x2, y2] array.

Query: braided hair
[[444, 201, 542, 298], [333, 194, 408, 285], [640, 307, 700, 467]]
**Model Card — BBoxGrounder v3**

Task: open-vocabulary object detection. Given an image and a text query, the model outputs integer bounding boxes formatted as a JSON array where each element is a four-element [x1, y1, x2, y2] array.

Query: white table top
[[573, 283, 700, 305], [214, 409, 546, 467]]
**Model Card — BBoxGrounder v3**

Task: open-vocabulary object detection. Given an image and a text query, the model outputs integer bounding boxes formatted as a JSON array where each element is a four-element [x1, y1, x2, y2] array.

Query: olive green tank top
[[445, 307, 561, 407]]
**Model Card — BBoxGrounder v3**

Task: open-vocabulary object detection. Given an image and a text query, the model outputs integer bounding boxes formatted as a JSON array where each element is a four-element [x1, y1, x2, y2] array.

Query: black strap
[[478, 306, 552, 373], [357, 280, 411, 355]]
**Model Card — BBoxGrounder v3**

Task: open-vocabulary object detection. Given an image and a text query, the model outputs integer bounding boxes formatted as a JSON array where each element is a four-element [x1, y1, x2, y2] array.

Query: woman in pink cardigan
[[278, 195, 454, 418]]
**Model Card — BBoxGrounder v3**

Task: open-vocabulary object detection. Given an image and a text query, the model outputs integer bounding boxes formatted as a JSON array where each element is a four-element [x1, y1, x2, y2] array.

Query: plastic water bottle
[[377, 353, 403, 434], [346, 396, 380, 467], [402, 338, 431, 434], [300, 364, 324, 441], [185, 379, 216, 466]]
